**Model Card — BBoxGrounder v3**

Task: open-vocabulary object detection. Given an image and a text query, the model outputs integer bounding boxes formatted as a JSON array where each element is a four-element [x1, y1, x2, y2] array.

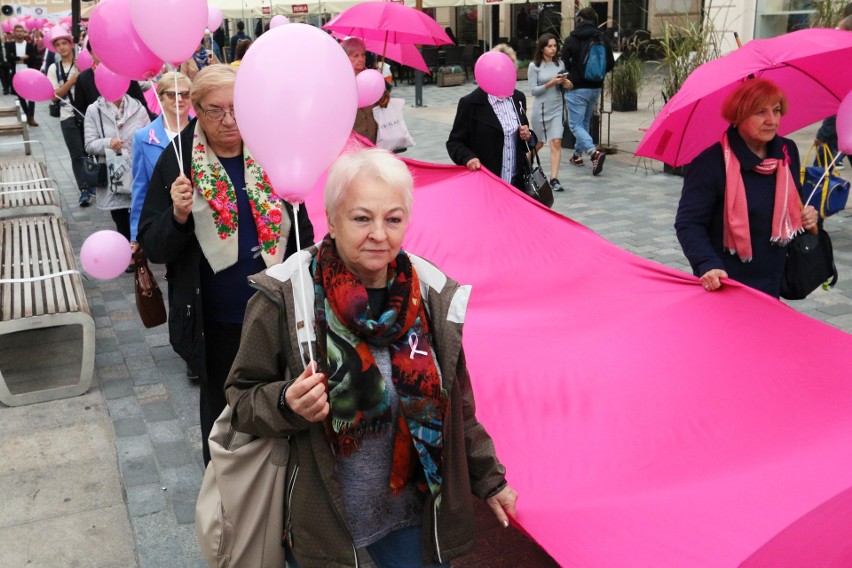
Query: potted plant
[[609, 53, 643, 112], [516, 60, 530, 81]]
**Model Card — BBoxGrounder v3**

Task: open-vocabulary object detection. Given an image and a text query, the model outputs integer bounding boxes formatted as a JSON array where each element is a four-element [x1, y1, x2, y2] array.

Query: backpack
[[582, 35, 607, 82]]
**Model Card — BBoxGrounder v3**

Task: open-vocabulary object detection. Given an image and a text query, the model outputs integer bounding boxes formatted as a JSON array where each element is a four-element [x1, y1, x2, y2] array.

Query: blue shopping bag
[[801, 144, 850, 219]]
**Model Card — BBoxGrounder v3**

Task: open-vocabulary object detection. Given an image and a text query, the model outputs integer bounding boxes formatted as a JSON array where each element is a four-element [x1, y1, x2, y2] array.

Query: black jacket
[[446, 87, 531, 187], [72, 68, 156, 120], [4, 41, 38, 74], [137, 121, 315, 379], [560, 21, 615, 89]]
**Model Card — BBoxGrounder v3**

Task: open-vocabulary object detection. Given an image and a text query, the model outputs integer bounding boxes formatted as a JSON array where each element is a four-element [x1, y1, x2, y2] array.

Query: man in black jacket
[[71, 48, 156, 120], [5, 24, 40, 126], [561, 8, 615, 176]]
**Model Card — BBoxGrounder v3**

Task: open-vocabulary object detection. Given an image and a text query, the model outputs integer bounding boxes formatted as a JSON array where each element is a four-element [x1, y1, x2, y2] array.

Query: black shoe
[[591, 150, 606, 176], [550, 178, 564, 192], [186, 366, 199, 381], [569, 154, 584, 166], [78, 191, 90, 207]]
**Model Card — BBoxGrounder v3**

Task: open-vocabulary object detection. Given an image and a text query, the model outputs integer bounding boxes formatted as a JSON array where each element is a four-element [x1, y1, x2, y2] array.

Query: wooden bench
[[0, 216, 94, 406], [0, 160, 61, 219], [0, 102, 30, 156]]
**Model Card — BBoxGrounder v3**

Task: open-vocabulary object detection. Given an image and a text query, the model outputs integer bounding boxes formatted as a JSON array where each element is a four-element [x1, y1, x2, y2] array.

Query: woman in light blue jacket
[[528, 33, 571, 192], [130, 71, 192, 245]]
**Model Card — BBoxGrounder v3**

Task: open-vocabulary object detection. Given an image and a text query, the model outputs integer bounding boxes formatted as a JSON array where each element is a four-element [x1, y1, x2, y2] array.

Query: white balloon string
[[149, 86, 182, 169], [803, 152, 840, 208], [174, 68, 184, 176], [292, 202, 316, 369]]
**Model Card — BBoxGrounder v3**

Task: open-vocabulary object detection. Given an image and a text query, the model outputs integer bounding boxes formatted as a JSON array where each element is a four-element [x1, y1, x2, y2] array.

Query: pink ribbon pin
[[408, 332, 428, 359], [148, 129, 160, 145]]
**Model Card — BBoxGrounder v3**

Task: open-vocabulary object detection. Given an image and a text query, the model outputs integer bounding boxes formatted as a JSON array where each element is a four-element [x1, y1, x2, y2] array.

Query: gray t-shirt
[[337, 346, 423, 548]]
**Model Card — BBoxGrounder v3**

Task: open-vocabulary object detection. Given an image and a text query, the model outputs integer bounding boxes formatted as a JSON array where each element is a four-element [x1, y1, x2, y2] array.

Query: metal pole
[[415, 0, 424, 107], [71, 0, 81, 44]]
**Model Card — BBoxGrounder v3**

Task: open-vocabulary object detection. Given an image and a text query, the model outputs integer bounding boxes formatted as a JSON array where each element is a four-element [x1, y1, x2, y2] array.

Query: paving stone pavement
[[0, 64, 850, 567]]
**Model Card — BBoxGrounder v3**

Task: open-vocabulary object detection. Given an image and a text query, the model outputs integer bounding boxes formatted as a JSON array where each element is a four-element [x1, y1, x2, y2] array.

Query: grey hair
[[190, 64, 235, 110], [341, 37, 366, 56], [157, 71, 191, 97], [324, 149, 413, 219]]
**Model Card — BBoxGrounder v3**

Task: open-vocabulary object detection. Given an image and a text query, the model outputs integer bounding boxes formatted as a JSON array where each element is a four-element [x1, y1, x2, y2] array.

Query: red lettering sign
[[262, 6, 271, 14], [291, 4, 308, 13]]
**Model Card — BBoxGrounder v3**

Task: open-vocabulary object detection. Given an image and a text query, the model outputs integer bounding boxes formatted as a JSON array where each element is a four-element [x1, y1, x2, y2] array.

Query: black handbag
[[80, 108, 108, 187], [779, 228, 838, 300], [522, 142, 554, 208]]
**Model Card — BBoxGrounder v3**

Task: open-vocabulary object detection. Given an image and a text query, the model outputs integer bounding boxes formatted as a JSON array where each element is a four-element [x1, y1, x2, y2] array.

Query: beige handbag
[[195, 405, 289, 568]]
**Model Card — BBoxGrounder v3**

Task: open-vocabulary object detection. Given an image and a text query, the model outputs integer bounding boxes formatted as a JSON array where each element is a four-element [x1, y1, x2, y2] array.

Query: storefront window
[[755, 0, 816, 38], [456, 6, 478, 45]]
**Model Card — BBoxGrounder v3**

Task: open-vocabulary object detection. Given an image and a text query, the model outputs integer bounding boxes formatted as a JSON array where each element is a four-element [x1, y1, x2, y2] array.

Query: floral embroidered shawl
[[189, 122, 290, 273]]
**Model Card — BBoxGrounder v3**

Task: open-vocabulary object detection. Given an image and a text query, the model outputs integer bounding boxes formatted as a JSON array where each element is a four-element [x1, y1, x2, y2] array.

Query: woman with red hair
[[674, 78, 819, 298]]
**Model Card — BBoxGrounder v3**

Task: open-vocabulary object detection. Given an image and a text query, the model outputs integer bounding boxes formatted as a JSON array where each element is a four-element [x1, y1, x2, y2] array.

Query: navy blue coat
[[674, 126, 802, 297]]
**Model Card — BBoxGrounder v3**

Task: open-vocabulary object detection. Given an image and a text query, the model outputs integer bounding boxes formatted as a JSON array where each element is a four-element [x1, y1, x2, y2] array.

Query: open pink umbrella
[[636, 28, 852, 167], [323, 1, 452, 47]]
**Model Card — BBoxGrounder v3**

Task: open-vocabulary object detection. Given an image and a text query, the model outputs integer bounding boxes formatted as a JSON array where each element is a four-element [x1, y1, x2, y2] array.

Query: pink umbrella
[[323, 1, 452, 47], [332, 32, 429, 73], [636, 28, 852, 167]]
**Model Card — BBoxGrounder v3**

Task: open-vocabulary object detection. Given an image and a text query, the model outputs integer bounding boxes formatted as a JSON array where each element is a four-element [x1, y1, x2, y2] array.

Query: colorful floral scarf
[[189, 122, 290, 272], [722, 131, 803, 262], [312, 235, 446, 497]]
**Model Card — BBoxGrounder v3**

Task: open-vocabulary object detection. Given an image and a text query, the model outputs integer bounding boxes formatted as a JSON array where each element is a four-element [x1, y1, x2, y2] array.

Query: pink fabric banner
[[302, 143, 852, 567]]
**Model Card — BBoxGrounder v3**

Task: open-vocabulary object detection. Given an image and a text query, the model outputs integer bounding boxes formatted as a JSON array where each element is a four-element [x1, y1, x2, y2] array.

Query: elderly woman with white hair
[[138, 64, 314, 465], [225, 148, 518, 568]]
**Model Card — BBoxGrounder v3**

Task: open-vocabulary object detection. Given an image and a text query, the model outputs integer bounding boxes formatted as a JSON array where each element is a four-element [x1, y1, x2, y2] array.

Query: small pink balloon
[[234, 23, 357, 203], [130, 0, 208, 66], [88, 0, 163, 81], [270, 15, 290, 29], [77, 49, 94, 71], [12, 69, 56, 102], [207, 5, 223, 32], [59, 16, 72, 27], [1, 22, 10, 34], [837, 91, 852, 155], [95, 65, 131, 101], [474, 51, 517, 98], [356, 69, 386, 108], [8, 18, 18, 26], [80, 231, 132, 280]]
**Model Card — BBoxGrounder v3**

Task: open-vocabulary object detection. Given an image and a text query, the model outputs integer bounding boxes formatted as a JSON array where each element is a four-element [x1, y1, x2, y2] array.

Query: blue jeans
[[565, 88, 601, 155], [286, 525, 451, 568]]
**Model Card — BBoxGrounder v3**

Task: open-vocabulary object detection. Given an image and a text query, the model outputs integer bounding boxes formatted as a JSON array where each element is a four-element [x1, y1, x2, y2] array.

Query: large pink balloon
[[837, 91, 852, 156], [356, 69, 386, 108], [130, 0, 208, 65], [207, 5, 223, 32], [77, 49, 94, 71], [12, 69, 56, 102], [95, 65, 131, 102], [1, 22, 11, 34], [80, 231, 131, 280], [234, 24, 357, 203], [270, 15, 290, 29], [88, 0, 163, 80], [474, 51, 517, 98]]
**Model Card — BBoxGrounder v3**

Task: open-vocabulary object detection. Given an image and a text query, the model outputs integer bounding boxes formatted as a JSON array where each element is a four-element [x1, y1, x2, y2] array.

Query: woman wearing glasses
[[138, 65, 315, 465]]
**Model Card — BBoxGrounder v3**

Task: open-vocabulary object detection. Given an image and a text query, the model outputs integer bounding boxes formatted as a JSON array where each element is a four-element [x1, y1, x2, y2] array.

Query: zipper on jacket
[[285, 465, 299, 548], [432, 495, 443, 564]]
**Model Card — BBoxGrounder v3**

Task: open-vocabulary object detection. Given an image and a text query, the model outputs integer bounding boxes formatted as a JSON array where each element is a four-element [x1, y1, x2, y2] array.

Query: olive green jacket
[[225, 248, 508, 567]]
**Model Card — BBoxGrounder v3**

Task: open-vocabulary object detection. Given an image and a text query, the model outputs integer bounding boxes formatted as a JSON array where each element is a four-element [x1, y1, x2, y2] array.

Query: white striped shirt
[[488, 94, 520, 183]]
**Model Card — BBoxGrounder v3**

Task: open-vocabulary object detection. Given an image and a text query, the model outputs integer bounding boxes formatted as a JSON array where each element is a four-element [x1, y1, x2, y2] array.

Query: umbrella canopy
[[636, 28, 852, 167], [332, 32, 429, 73], [323, 1, 453, 47]]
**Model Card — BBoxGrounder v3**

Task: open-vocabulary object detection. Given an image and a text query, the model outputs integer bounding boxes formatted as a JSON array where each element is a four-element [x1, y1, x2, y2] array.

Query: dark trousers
[[109, 208, 131, 241], [16, 95, 34, 118], [0, 64, 10, 94], [60, 117, 90, 193], [200, 320, 242, 465]]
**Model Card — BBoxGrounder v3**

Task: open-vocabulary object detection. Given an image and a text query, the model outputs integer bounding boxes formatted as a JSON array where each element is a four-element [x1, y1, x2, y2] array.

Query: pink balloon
[[837, 91, 852, 156], [474, 51, 517, 98], [77, 49, 94, 71], [88, 0, 163, 81], [270, 15, 290, 29], [207, 5, 223, 32], [80, 231, 132, 280], [59, 16, 72, 27], [8, 18, 18, 26], [234, 23, 357, 203], [12, 69, 56, 102], [95, 65, 131, 101], [130, 0, 208, 65], [356, 69, 386, 108], [2, 22, 11, 34]]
